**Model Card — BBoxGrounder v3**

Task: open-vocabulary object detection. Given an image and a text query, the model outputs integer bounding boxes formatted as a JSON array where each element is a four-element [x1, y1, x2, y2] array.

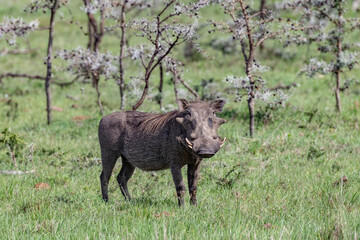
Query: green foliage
[[307, 145, 325, 160], [0, 0, 360, 239], [0, 127, 25, 154]]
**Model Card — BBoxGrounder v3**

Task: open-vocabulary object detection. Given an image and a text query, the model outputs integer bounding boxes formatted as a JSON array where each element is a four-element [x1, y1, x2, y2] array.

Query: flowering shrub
[[57, 48, 118, 81], [0, 17, 39, 45]]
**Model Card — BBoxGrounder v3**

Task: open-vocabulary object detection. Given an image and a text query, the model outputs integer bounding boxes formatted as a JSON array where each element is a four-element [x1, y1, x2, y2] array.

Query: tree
[[214, 0, 306, 137], [80, 0, 151, 112], [0, 0, 67, 124], [287, 0, 360, 113], [130, 0, 207, 110]]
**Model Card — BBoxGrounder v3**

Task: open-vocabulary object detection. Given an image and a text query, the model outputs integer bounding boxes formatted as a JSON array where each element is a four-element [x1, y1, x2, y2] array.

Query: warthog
[[98, 99, 226, 206]]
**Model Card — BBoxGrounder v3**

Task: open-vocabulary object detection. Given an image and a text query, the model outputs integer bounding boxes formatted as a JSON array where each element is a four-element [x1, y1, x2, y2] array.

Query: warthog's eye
[[185, 109, 191, 116], [208, 118, 213, 128]]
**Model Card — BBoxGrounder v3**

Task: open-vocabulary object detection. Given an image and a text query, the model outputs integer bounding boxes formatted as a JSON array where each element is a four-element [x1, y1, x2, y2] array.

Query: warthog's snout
[[185, 137, 226, 158], [197, 149, 215, 158]]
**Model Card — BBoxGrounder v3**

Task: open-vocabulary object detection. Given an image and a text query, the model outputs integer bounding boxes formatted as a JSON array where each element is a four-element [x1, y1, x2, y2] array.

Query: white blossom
[[57, 47, 118, 80], [0, 17, 39, 45]]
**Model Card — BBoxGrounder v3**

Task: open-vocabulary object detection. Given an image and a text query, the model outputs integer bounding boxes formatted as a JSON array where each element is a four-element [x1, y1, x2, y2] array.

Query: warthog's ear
[[210, 99, 226, 113], [176, 99, 189, 111]]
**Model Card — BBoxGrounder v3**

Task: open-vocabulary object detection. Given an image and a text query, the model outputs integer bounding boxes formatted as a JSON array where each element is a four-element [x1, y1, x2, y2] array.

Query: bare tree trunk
[[94, 78, 104, 115], [132, 72, 150, 110], [248, 97, 255, 138], [45, 0, 59, 125], [94, 9, 104, 52], [87, 14, 93, 50], [240, 0, 256, 137], [119, 0, 127, 110], [335, 8, 343, 113], [173, 71, 179, 100], [84, 0, 105, 114], [259, 0, 266, 52], [335, 71, 341, 112], [158, 63, 164, 109]]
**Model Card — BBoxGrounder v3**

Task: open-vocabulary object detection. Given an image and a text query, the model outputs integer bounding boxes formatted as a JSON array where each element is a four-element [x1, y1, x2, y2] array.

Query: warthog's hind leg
[[117, 158, 135, 200], [100, 151, 118, 202]]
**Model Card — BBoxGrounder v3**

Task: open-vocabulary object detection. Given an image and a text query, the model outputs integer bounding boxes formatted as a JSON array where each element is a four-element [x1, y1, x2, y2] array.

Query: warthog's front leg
[[188, 162, 201, 206], [170, 165, 186, 206]]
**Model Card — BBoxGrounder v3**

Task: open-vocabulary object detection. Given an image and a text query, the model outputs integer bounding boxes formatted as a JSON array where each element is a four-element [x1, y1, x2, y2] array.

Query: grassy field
[[1, 1, 360, 239]]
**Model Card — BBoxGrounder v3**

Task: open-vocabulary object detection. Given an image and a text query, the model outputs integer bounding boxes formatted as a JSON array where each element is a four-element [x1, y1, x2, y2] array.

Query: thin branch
[[148, 35, 180, 78], [268, 82, 298, 91], [0, 73, 46, 81], [0, 73, 77, 87], [140, 54, 146, 68], [158, 0, 176, 20], [240, 39, 248, 63], [255, 26, 312, 49], [0, 48, 36, 56], [318, 9, 339, 26], [177, 74, 199, 99], [0, 170, 35, 175]]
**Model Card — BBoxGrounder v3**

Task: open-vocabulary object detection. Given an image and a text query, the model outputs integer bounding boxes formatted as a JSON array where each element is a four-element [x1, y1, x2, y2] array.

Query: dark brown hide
[[98, 99, 226, 206]]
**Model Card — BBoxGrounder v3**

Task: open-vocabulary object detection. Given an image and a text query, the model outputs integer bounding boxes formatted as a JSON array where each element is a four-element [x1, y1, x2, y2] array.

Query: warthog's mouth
[[184, 137, 226, 158]]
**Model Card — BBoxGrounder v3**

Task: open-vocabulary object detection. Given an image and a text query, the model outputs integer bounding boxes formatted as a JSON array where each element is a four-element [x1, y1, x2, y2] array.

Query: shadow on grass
[[112, 197, 176, 210], [131, 197, 175, 207]]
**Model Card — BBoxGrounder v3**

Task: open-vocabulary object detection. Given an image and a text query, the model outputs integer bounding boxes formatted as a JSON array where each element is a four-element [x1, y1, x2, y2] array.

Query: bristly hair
[[139, 110, 180, 134]]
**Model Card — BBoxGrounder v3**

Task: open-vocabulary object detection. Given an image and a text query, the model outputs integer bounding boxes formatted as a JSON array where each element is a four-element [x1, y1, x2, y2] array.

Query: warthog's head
[[176, 99, 227, 158]]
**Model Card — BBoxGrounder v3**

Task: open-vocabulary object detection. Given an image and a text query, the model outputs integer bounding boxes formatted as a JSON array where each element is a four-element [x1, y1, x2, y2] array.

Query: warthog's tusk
[[220, 137, 226, 148], [185, 138, 193, 149]]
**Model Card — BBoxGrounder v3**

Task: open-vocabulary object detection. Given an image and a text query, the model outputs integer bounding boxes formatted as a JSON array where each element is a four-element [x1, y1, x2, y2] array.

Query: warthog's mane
[[139, 110, 180, 134]]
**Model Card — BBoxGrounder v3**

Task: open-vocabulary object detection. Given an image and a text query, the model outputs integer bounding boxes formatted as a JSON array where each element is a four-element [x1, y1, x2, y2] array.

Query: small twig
[[0, 48, 36, 56], [7, 145, 17, 169], [28, 143, 35, 168], [177, 75, 199, 99], [268, 82, 298, 91], [37, 26, 51, 30], [168, 66, 199, 99], [0, 170, 35, 175]]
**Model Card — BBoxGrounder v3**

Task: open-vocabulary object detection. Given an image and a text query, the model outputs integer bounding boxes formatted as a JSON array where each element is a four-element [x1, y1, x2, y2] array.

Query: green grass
[[1, 1, 360, 239]]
